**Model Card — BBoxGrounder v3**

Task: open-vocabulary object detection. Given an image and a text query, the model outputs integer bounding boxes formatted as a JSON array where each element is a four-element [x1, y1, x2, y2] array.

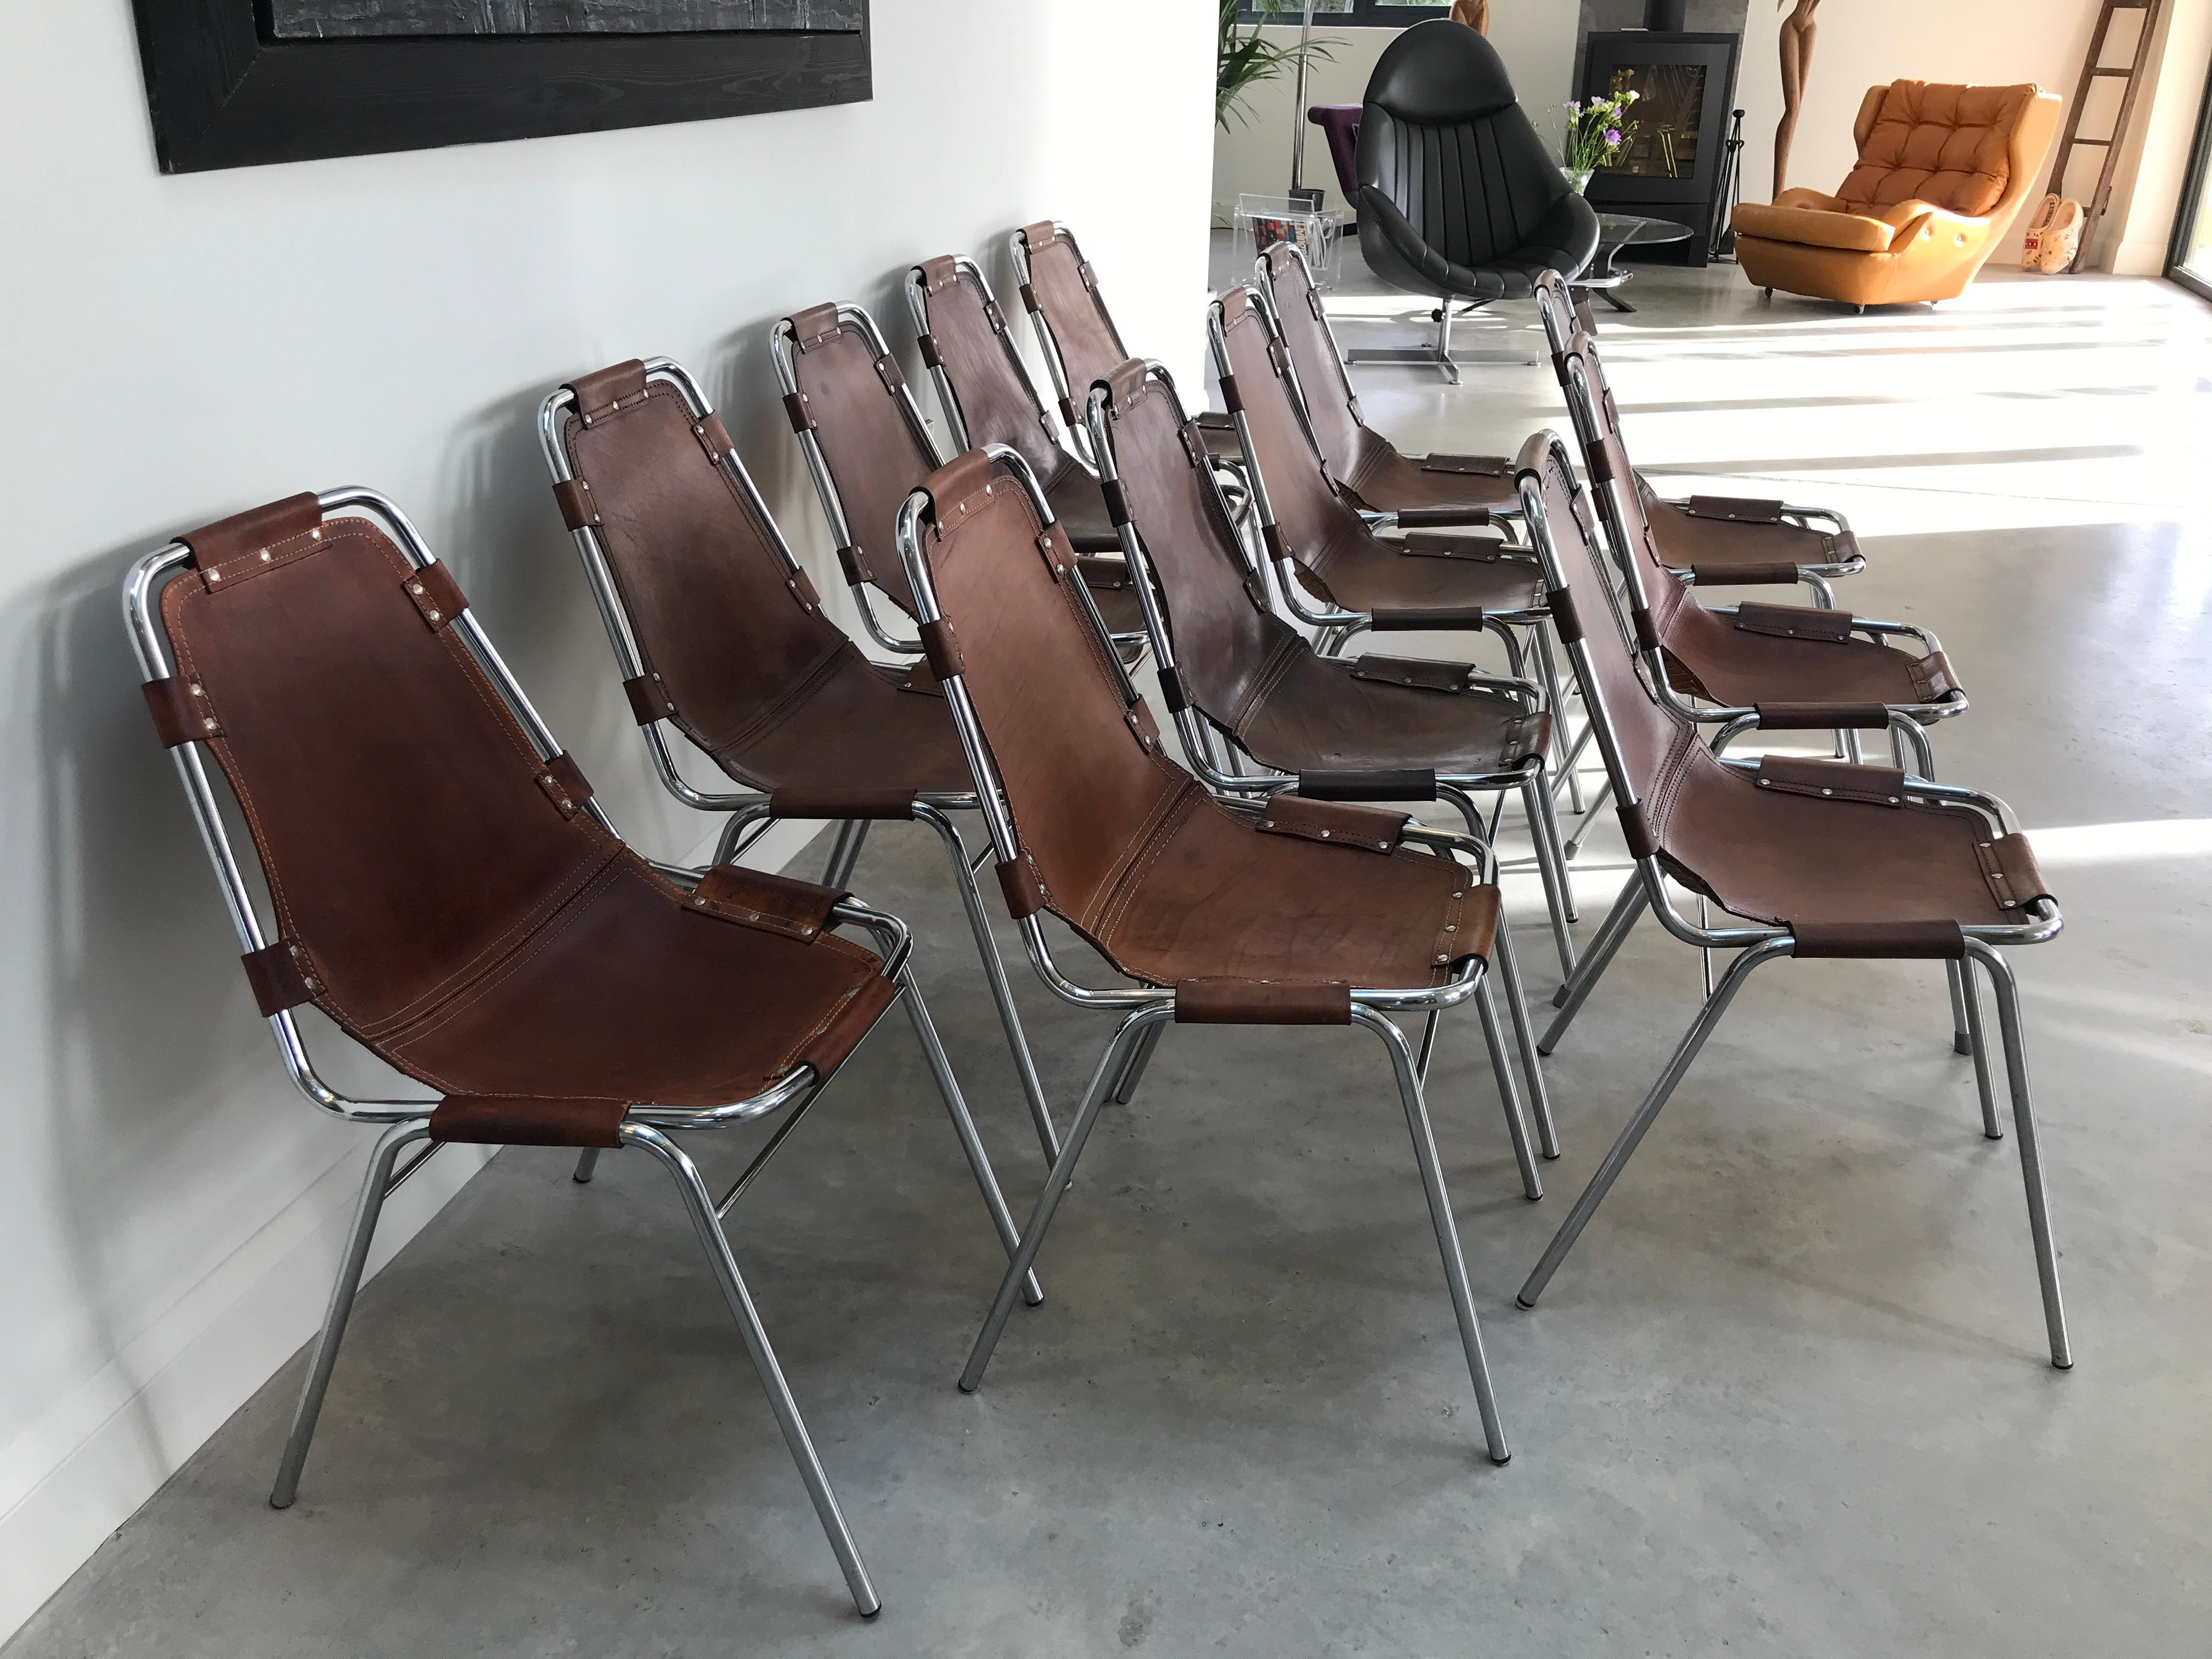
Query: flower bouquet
[[1560, 90, 1638, 194]]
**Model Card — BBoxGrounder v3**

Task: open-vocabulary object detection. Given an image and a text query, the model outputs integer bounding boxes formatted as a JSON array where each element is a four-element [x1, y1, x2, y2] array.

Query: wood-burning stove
[[1579, 27, 1741, 266]]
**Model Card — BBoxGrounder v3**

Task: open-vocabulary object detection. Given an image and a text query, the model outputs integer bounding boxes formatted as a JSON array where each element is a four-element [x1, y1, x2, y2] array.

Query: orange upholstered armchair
[[1733, 81, 2063, 309]]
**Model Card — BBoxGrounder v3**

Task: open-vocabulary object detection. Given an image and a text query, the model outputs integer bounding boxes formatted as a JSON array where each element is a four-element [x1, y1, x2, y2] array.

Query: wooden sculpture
[[1774, 0, 1822, 193], [1449, 0, 1490, 33]]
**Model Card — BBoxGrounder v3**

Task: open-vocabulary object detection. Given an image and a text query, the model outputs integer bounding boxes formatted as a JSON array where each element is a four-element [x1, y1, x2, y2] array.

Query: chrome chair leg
[[1965, 941, 2072, 1368], [1110, 1020, 1166, 1105], [1542, 881, 1651, 1044], [961, 1008, 1171, 1393], [921, 808, 1060, 1164], [1521, 773, 1579, 976], [1957, 957, 2001, 1139], [571, 1148, 601, 1184], [1490, 909, 1559, 1159], [1530, 621, 1585, 818], [625, 1124, 881, 1616], [1519, 939, 1793, 1307], [1475, 974, 1543, 1200], [1415, 1009, 1441, 1083], [821, 819, 870, 889], [1563, 776, 1615, 860], [270, 1118, 431, 1510], [1355, 1006, 1511, 1463], [895, 966, 1044, 1306]]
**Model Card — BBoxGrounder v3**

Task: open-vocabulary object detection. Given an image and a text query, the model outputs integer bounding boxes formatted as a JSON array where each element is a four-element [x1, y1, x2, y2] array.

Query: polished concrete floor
[[14, 248, 2211, 1656]]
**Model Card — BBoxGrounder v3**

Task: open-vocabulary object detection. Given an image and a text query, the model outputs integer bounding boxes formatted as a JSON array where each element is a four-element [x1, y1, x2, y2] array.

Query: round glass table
[[1576, 214, 1696, 313]]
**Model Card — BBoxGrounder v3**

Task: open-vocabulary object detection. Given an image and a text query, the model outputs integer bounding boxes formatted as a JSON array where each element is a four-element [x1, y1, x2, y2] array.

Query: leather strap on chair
[[1398, 532, 1499, 561], [790, 975, 901, 1081], [1216, 372, 1244, 414], [1020, 219, 1058, 253], [1791, 920, 1966, 960], [1618, 803, 1659, 859], [789, 304, 842, 352], [917, 254, 958, 295], [1350, 654, 1469, 693], [783, 391, 817, 432], [837, 544, 871, 586], [1629, 606, 1662, 651], [996, 855, 1046, 918], [1682, 495, 1786, 523], [1255, 795, 1407, 854], [1754, 754, 1906, 806], [691, 413, 733, 461], [552, 477, 601, 529], [766, 786, 918, 821], [180, 493, 324, 569], [568, 361, 649, 426], [1103, 358, 1149, 415], [1419, 454, 1510, 476], [1548, 586, 1583, 642], [1977, 834, 2054, 911], [402, 563, 466, 631], [1075, 554, 1132, 589], [430, 1096, 629, 1148], [1689, 562, 1800, 585], [1752, 702, 1892, 730], [1392, 505, 1493, 528], [785, 568, 821, 612], [1099, 478, 1132, 527], [1910, 650, 1962, 702], [534, 752, 592, 818], [241, 939, 316, 1015], [872, 352, 906, 393], [921, 450, 996, 528], [1734, 602, 1854, 641], [686, 864, 843, 941], [918, 619, 964, 681], [1371, 607, 1485, 631], [143, 674, 219, 746], [623, 674, 676, 725], [1294, 769, 1439, 802], [917, 331, 945, 369], [1173, 978, 1352, 1025]]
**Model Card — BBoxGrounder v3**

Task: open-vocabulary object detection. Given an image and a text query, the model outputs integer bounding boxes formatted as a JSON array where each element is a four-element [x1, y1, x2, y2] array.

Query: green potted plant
[[1560, 90, 1639, 193], [1217, 0, 1336, 129]]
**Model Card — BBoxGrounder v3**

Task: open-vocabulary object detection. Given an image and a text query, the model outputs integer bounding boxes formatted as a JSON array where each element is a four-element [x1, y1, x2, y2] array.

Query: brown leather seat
[[1215, 286, 1543, 623], [911, 448, 1493, 996], [1524, 432, 2041, 941], [1258, 242, 1517, 520], [907, 256, 1126, 557], [1097, 358, 1550, 783], [551, 360, 972, 804], [778, 298, 1147, 645], [1732, 83, 2063, 309], [1556, 333, 1965, 729], [140, 491, 898, 1132], [1012, 221, 1129, 444], [1534, 270, 1864, 591]]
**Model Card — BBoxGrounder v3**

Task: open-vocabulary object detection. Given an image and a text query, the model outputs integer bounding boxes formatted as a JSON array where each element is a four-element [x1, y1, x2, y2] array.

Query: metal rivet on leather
[[427, 610, 441, 623], [259, 551, 270, 562], [558, 798, 572, 811], [1319, 829, 1331, 839], [303, 976, 321, 991], [206, 571, 221, 583], [202, 716, 217, 731], [694, 896, 707, 907], [1444, 924, 1456, 932], [410, 582, 424, 595]]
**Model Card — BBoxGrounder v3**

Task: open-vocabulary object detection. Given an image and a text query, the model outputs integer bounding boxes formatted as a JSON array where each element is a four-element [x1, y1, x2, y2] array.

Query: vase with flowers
[[1560, 90, 1638, 194]]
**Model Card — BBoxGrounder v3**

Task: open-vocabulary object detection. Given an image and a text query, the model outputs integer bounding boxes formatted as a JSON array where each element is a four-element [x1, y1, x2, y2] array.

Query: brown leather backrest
[[1521, 433, 1686, 803], [1098, 359, 1299, 723], [157, 499, 624, 1042], [558, 374, 849, 760], [1216, 287, 1368, 582], [1020, 223, 1129, 426], [1837, 81, 2036, 217], [914, 450, 1194, 955], [915, 257, 1067, 484], [785, 307, 935, 614], [1260, 243, 1366, 485]]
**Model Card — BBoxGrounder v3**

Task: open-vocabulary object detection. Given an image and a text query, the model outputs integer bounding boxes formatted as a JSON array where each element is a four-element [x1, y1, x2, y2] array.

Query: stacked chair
[[128, 212, 2075, 1623]]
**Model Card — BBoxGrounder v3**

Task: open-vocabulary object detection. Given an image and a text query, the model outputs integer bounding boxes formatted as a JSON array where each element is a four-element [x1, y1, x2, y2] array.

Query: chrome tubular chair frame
[[903, 253, 1047, 461], [1506, 448, 2071, 1370], [769, 301, 944, 659], [127, 488, 1046, 1618], [896, 442, 1528, 1463], [536, 360, 1064, 1165], [1081, 364, 1565, 1137]]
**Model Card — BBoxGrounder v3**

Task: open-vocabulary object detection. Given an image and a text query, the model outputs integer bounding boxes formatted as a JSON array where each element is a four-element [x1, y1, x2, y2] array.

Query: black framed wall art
[[129, 1, 871, 173]]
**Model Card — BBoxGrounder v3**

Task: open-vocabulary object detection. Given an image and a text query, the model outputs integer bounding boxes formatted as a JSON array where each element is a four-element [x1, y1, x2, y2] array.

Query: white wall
[[1211, 14, 1583, 221], [0, 2, 1215, 1640]]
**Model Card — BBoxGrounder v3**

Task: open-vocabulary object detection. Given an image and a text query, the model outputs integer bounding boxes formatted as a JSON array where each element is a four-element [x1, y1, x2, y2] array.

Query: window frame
[[1236, 2, 1452, 26], [2163, 53, 2212, 303]]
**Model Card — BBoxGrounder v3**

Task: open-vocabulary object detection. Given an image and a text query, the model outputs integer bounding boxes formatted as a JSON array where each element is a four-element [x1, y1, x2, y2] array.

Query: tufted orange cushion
[[1837, 82, 2035, 218]]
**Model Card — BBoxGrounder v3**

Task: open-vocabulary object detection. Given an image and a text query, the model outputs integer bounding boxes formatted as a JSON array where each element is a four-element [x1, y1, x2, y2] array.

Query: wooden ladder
[[2050, 0, 2168, 272]]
